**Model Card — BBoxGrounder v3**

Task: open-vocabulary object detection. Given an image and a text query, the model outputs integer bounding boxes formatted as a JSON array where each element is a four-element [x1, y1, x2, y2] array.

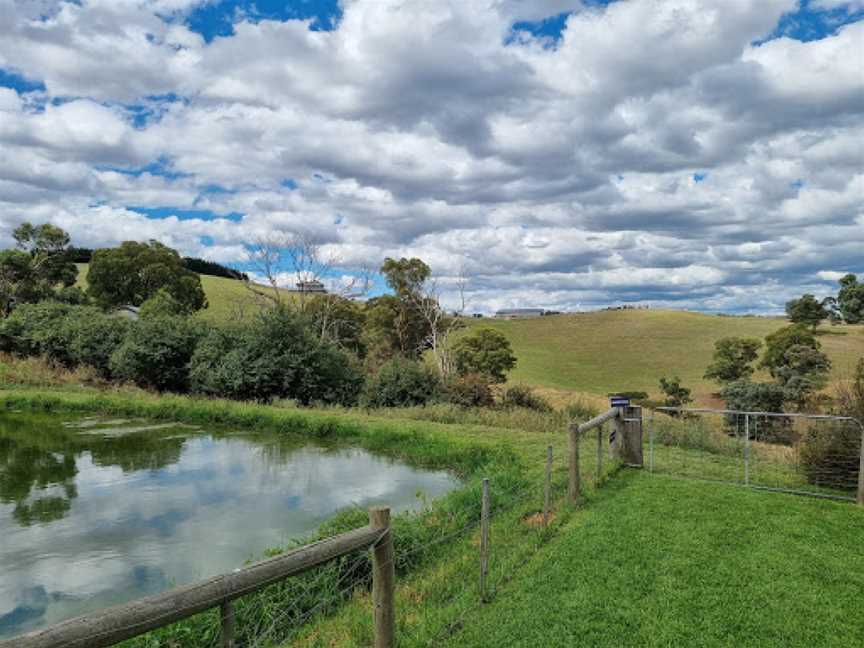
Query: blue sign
[[610, 395, 630, 407]]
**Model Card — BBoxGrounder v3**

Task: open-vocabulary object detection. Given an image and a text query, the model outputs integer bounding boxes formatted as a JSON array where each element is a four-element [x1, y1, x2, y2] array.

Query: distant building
[[290, 280, 327, 294], [114, 305, 140, 321], [494, 308, 546, 319]]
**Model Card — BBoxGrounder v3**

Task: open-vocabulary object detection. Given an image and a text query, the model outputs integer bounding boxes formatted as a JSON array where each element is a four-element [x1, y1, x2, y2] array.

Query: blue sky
[[0, 0, 862, 313]]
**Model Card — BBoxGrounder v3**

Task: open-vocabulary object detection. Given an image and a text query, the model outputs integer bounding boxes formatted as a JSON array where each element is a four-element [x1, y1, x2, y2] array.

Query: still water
[[0, 411, 459, 639]]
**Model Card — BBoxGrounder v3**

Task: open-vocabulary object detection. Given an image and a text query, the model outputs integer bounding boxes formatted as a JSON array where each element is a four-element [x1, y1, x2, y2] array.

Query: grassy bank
[[1, 388, 591, 646]]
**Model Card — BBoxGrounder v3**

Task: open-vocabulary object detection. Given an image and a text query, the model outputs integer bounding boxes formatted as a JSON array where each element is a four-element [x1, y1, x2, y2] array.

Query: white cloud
[[0, 0, 861, 312]]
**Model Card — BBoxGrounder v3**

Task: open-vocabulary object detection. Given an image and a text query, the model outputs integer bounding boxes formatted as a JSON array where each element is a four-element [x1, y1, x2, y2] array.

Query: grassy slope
[[471, 310, 864, 402], [76, 263, 284, 323], [451, 472, 864, 648], [74, 263, 864, 402]]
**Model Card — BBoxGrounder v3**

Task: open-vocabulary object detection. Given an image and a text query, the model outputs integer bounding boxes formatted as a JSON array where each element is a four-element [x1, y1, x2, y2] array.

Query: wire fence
[[646, 407, 864, 502], [4, 419, 626, 648], [133, 425, 622, 647]]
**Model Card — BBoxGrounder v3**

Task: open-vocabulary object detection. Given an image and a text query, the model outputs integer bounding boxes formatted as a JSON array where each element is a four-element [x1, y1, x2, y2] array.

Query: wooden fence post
[[620, 405, 644, 467], [568, 423, 581, 505], [369, 507, 394, 648], [596, 427, 603, 483], [220, 601, 235, 648], [480, 478, 491, 602], [543, 446, 552, 527]]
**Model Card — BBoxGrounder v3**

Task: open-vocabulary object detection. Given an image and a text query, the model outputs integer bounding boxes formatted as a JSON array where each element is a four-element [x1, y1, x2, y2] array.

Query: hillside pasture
[[471, 310, 864, 403]]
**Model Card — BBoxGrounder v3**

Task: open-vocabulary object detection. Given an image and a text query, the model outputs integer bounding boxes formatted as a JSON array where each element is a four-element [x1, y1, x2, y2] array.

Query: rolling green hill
[[75, 263, 283, 323], [74, 264, 863, 402], [469, 310, 864, 403]]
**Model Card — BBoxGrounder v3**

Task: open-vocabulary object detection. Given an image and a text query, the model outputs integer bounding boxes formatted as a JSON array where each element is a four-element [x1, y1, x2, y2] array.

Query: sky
[[0, 0, 862, 314]]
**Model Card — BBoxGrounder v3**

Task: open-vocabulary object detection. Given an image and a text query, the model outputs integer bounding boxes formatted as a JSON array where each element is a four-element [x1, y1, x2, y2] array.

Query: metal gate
[[646, 407, 864, 503]]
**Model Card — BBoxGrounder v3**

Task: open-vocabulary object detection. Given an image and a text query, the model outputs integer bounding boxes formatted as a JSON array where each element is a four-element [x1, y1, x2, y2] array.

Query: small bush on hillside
[[500, 384, 551, 412], [720, 380, 791, 442], [453, 328, 516, 384], [444, 372, 495, 408], [110, 315, 204, 392], [564, 399, 600, 422], [190, 307, 363, 405], [362, 357, 440, 408], [659, 375, 693, 411]]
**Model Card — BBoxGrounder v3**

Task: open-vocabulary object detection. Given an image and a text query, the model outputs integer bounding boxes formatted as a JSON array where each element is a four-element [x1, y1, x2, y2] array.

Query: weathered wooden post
[[369, 507, 395, 648], [596, 427, 603, 483], [568, 423, 581, 505], [543, 445, 553, 527], [480, 478, 491, 602], [620, 405, 643, 467], [220, 600, 235, 648]]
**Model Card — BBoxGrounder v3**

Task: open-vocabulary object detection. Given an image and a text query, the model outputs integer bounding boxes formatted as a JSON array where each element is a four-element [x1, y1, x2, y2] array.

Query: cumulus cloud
[[0, 0, 861, 313]]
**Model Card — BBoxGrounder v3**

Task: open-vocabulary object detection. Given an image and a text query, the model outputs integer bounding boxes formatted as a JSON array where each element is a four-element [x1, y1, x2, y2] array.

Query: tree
[[0, 222, 78, 316], [380, 257, 432, 357], [453, 328, 516, 384], [835, 274, 864, 324], [760, 325, 819, 378], [363, 258, 433, 362], [658, 375, 693, 409], [704, 337, 762, 385], [774, 344, 831, 409], [785, 294, 828, 330], [87, 241, 207, 313], [720, 380, 791, 441]]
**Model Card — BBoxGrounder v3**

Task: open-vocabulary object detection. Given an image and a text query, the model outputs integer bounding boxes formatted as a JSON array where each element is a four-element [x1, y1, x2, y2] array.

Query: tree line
[[0, 222, 524, 410]]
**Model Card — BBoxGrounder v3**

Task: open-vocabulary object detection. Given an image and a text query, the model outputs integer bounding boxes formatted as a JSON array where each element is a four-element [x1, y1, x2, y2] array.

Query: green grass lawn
[[471, 310, 864, 402], [450, 472, 864, 648]]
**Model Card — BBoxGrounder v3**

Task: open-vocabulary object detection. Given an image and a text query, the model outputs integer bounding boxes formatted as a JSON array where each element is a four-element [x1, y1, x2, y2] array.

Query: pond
[[0, 410, 459, 639]]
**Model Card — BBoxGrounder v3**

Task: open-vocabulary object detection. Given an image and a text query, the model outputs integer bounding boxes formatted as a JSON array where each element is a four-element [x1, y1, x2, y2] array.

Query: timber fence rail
[[0, 509, 395, 648]]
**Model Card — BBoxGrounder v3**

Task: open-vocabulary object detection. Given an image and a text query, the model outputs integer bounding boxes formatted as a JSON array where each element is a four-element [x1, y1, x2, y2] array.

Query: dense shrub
[[798, 423, 860, 491], [361, 357, 440, 408], [190, 307, 363, 405], [110, 316, 204, 392], [444, 372, 495, 408], [63, 313, 130, 378], [500, 384, 551, 412], [799, 358, 864, 490], [0, 302, 76, 362], [720, 380, 791, 442], [138, 288, 188, 319]]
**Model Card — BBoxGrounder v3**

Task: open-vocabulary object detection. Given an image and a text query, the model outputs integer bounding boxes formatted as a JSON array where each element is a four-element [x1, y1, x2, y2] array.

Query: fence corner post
[[369, 507, 395, 648], [568, 423, 581, 505]]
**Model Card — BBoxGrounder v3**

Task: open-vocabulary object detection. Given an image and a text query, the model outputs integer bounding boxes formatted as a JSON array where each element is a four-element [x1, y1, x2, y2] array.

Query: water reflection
[[0, 412, 458, 639]]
